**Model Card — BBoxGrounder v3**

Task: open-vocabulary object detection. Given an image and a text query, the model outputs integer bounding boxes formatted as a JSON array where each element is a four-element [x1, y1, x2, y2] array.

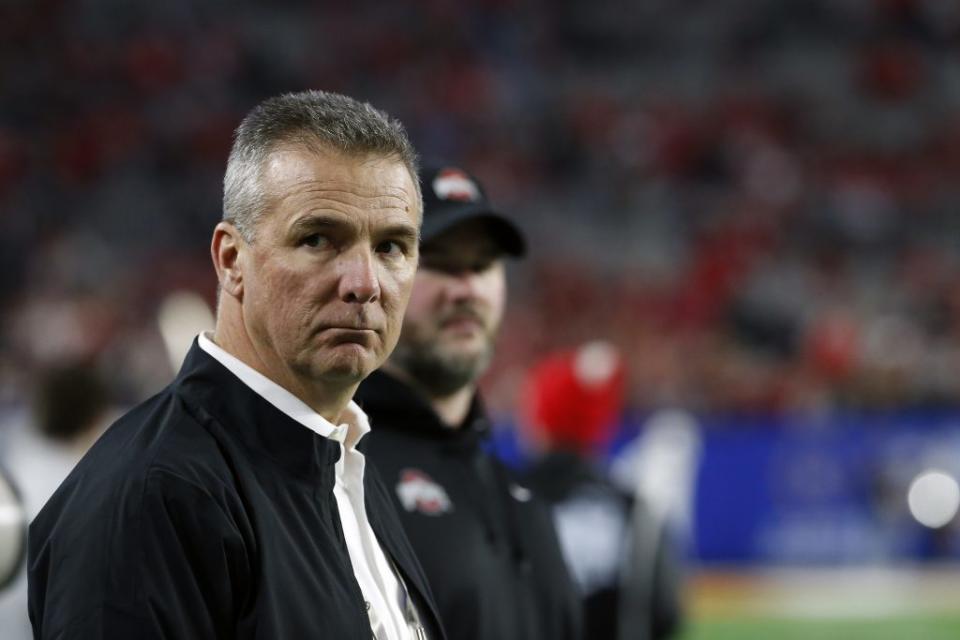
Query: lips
[[315, 326, 379, 345], [439, 309, 486, 333], [441, 317, 482, 331], [314, 319, 381, 334]]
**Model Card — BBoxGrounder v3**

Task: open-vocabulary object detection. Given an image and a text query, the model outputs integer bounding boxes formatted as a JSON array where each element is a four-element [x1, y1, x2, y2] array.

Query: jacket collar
[[354, 370, 491, 448], [197, 332, 371, 450], [172, 339, 341, 483]]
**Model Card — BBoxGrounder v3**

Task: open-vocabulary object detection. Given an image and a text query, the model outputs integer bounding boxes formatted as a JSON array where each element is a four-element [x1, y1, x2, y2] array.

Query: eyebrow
[[379, 223, 421, 245], [288, 214, 420, 244], [287, 214, 346, 237]]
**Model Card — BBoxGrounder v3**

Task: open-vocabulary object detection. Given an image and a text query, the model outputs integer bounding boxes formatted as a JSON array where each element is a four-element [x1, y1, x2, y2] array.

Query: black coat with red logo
[[355, 371, 581, 640]]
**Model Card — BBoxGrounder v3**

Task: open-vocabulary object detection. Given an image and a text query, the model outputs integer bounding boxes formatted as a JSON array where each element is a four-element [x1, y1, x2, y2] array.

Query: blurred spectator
[[6, 0, 960, 421], [520, 342, 683, 640], [0, 465, 26, 598], [0, 360, 112, 640]]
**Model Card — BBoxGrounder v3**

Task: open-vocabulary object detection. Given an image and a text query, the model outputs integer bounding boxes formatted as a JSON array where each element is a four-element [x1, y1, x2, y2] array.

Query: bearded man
[[355, 164, 580, 640]]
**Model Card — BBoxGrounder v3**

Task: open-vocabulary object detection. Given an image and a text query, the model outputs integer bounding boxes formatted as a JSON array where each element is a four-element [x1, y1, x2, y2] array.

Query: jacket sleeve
[[30, 470, 252, 640], [617, 502, 684, 640]]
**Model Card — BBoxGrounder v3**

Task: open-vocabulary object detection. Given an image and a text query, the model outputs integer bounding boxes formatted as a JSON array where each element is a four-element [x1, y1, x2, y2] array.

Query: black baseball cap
[[418, 165, 526, 257]]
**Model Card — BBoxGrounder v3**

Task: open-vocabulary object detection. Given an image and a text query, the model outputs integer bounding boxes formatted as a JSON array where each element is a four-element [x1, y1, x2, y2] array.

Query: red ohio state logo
[[432, 168, 480, 203], [396, 468, 454, 515]]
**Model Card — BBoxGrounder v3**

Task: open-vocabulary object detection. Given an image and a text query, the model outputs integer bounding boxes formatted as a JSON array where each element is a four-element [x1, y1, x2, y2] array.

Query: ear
[[211, 222, 245, 300]]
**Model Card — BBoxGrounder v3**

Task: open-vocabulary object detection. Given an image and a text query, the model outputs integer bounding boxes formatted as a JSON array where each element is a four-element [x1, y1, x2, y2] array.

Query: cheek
[[403, 283, 433, 315], [401, 274, 448, 325], [380, 264, 419, 326], [250, 262, 315, 334], [481, 271, 507, 322]]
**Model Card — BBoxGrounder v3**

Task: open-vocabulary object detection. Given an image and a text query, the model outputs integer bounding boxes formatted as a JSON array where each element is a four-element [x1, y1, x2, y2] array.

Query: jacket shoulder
[[31, 383, 238, 537], [27, 384, 253, 638]]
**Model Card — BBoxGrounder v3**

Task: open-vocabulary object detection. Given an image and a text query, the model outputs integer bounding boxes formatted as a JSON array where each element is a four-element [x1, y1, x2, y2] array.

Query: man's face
[[238, 145, 420, 388], [390, 219, 507, 396]]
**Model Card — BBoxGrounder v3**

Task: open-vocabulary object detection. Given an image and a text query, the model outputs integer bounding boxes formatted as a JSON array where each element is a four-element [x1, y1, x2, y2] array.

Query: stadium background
[[2, 0, 960, 637]]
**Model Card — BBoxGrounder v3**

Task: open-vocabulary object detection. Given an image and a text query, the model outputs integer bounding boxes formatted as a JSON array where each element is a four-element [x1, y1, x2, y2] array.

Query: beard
[[390, 316, 497, 397]]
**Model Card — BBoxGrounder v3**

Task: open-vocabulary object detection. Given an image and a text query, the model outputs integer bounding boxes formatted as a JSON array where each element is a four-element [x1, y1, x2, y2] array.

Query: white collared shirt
[[198, 333, 415, 640]]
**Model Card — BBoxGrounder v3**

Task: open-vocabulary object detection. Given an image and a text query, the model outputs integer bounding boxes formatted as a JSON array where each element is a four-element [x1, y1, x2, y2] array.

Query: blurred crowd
[[5, 0, 960, 418]]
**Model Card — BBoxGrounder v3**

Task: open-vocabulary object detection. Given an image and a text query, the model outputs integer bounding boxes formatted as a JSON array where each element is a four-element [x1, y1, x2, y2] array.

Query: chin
[[306, 347, 378, 385], [438, 340, 486, 363], [314, 364, 371, 387]]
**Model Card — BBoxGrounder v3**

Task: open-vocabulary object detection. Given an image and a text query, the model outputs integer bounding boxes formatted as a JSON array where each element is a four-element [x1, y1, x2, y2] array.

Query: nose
[[444, 270, 481, 302], [338, 247, 380, 304]]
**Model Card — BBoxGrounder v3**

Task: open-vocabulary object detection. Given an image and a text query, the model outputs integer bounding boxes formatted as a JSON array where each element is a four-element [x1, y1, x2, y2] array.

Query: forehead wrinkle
[[276, 183, 414, 214]]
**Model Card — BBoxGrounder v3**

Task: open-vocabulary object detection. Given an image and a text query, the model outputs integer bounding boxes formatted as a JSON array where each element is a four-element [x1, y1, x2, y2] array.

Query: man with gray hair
[[28, 90, 445, 640]]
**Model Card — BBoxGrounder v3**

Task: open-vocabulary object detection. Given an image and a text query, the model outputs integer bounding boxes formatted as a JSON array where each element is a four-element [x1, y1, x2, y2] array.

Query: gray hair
[[222, 90, 420, 241]]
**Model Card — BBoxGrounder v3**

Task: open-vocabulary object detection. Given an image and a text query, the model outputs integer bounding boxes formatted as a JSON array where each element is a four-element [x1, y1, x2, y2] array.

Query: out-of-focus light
[[907, 470, 960, 529], [573, 340, 620, 387], [157, 290, 214, 372], [0, 505, 23, 526]]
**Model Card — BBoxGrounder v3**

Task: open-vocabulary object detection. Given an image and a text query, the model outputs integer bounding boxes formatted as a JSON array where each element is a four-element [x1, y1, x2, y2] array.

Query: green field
[[680, 615, 960, 640], [680, 567, 960, 640]]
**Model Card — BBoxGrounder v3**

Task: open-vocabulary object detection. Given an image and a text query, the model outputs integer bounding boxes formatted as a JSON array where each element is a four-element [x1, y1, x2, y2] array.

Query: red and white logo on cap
[[396, 468, 454, 515], [432, 168, 480, 203]]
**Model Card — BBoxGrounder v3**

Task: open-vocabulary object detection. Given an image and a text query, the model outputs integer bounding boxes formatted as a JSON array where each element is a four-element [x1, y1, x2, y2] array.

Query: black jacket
[[355, 371, 581, 640], [28, 342, 445, 640], [525, 451, 683, 640]]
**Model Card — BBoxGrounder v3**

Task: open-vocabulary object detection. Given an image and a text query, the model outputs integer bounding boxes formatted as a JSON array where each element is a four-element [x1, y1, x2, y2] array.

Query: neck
[[381, 363, 475, 428], [430, 386, 475, 428], [212, 322, 355, 424]]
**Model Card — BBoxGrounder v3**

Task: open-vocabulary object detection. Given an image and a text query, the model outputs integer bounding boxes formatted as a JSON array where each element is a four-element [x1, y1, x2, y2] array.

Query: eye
[[421, 256, 456, 273], [301, 233, 329, 248], [375, 240, 406, 257], [470, 258, 496, 274]]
